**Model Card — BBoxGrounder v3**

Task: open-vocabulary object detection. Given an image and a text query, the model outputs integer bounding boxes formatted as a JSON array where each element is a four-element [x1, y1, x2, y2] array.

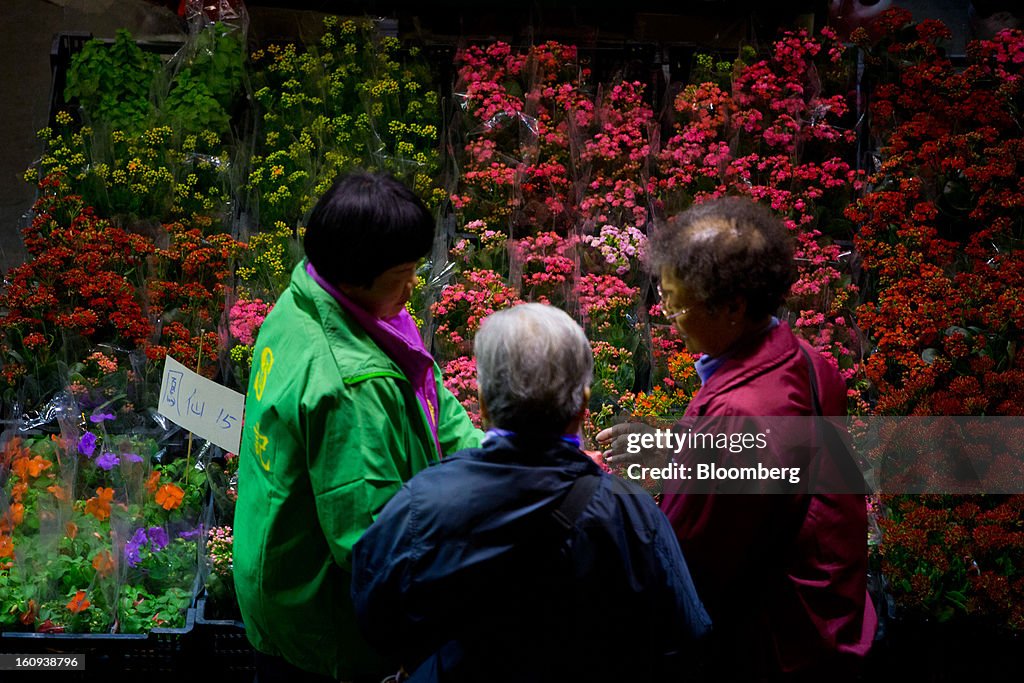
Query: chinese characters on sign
[[158, 355, 244, 453]]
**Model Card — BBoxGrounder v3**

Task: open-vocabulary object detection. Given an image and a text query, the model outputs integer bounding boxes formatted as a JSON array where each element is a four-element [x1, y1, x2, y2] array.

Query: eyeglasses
[[656, 283, 687, 321]]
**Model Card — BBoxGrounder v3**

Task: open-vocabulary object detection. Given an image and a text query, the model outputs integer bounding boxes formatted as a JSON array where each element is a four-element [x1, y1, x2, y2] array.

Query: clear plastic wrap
[[440, 41, 657, 441], [0, 362, 211, 633], [180, 0, 248, 28], [160, 1, 249, 140], [244, 15, 443, 233]]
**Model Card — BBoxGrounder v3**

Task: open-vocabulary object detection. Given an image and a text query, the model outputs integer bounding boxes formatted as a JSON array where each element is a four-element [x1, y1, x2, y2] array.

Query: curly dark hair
[[645, 196, 796, 320]]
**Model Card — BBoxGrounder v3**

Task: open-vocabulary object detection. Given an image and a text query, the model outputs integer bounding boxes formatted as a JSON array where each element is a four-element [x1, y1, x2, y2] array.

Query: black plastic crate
[[194, 597, 254, 681], [0, 607, 197, 679]]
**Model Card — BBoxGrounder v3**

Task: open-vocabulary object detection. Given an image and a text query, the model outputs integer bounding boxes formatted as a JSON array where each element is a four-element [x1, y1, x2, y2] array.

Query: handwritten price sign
[[158, 356, 244, 453]]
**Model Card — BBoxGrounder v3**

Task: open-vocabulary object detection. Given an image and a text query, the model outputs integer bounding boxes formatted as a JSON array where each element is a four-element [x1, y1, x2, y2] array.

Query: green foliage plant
[[64, 29, 162, 134]]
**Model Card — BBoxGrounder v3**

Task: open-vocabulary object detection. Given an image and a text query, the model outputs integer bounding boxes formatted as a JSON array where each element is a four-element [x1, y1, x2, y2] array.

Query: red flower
[[66, 590, 90, 614]]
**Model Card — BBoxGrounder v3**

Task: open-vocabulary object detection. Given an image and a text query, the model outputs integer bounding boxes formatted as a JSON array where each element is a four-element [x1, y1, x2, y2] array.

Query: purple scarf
[[306, 263, 441, 457]]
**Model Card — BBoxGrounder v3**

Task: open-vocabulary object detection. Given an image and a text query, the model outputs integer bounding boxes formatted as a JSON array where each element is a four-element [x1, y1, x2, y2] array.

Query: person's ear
[[566, 387, 591, 435], [727, 296, 747, 323], [477, 390, 490, 427]]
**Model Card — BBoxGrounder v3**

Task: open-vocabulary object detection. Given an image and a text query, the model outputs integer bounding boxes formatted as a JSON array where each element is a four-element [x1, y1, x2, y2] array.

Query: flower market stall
[[2, 0, 1024, 677]]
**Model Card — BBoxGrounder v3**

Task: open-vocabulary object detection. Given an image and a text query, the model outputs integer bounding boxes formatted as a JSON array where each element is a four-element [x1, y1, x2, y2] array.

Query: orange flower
[[47, 484, 69, 501], [18, 599, 37, 627], [66, 590, 90, 614], [84, 487, 115, 521], [154, 483, 184, 511], [92, 550, 115, 577], [65, 521, 78, 540], [1, 436, 29, 468], [11, 454, 52, 480], [10, 482, 27, 502], [0, 534, 13, 558], [144, 470, 161, 495], [0, 505, 22, 533], [9, 503, 24, 527]]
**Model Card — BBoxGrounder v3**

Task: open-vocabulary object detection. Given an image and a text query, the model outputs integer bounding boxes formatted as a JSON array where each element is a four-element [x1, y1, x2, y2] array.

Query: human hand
[[595, 422, 666, 468]]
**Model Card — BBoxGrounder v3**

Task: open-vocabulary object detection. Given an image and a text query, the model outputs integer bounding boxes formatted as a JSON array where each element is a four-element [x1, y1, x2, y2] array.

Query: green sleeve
[[434, 365, 485, 456], [304, 379, 410, 574]]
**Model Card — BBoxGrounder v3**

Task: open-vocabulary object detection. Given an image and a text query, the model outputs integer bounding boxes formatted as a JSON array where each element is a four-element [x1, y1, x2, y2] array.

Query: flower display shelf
[[194, 596, 254, 680], [0, 607, 197, 678]]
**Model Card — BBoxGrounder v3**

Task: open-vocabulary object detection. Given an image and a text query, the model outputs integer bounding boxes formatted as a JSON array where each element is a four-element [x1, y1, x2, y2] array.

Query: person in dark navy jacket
[[351, 303, 711, 682]]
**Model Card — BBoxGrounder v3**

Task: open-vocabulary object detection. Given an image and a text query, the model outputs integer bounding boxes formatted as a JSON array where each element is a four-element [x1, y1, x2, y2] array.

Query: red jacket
[[660, 323, 876, 677]]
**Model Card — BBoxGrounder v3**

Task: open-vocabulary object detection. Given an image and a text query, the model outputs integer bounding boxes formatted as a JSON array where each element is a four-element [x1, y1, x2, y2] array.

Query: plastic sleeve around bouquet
[[180, 0, 249, 30], [156, 1, 250, 146], [0, 354, 211, 634], [244, 15, 444, 235]]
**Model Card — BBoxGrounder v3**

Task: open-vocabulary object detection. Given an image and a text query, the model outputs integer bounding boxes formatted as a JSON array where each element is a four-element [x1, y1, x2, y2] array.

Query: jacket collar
[[465, 432, 602, 472], [688, 322, 801, 409], [287, 261, 405, 378]]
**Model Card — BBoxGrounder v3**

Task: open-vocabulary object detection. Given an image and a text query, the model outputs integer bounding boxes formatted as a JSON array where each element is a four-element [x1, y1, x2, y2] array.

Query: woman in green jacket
[[233, 171, 483, 683]]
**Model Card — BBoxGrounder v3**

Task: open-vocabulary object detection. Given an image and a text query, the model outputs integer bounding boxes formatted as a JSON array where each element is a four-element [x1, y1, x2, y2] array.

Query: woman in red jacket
[[600, 196, 876, 681]]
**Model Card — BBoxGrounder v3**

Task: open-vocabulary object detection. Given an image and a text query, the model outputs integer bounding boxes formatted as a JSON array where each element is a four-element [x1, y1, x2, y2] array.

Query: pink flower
[[442, 356, 481, 428], [229, 298, 273, 345]]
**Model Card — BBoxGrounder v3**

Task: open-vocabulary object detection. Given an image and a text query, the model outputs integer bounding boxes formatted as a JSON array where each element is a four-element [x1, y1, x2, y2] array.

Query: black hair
[[646, 196, 797, 320], [304, 171, 435, 287]]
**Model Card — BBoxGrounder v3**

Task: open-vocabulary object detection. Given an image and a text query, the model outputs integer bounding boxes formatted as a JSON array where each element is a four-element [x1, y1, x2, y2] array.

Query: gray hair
[[474, 303, 593, 435]]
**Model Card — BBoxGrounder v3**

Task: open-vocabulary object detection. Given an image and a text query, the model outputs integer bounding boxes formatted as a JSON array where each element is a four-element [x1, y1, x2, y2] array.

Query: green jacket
[[233, 262, 482, 680]]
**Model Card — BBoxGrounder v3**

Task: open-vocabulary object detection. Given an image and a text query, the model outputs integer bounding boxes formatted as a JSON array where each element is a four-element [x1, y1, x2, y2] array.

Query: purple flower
[[147, 526, 169, 551], [95, 451, 119, 471], [89, 411, 116, 424], [123, 452, 143, 464], [78, 432, 98, 458], [178, 528, 202, 541], [125, 528, 148, 568]]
